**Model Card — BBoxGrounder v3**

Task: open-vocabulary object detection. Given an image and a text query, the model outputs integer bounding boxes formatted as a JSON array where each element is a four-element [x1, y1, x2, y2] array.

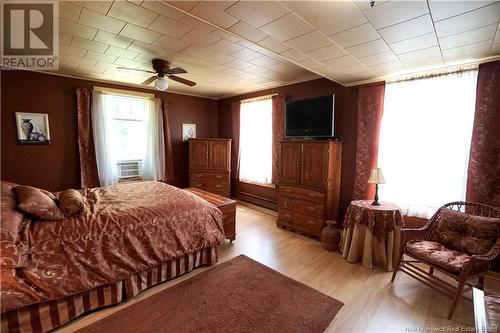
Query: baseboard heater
[[235, 191, 277, 211]]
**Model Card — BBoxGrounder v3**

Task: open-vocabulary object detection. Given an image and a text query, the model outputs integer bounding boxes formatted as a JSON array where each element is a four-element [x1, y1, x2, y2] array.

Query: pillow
[[1, 181, 29, 268], [13, 185, 65, 221], [58, 189, 84, 216], [436, 208, 500, 255]]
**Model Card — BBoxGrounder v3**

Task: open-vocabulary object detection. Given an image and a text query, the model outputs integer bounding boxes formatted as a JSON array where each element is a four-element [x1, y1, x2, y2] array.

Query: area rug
[[76, 255, 343, 333]]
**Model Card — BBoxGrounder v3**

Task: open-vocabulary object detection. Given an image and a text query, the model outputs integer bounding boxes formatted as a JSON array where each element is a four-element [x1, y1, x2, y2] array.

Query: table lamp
[[367, 168, 386, 206]]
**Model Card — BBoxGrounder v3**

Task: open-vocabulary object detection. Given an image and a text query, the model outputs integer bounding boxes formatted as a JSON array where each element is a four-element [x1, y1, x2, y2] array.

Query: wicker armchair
[[390, 201, 500, 319]]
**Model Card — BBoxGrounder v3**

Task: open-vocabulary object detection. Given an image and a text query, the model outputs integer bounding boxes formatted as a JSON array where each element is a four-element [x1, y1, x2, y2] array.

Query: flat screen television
[[285, 95, 335, 138]]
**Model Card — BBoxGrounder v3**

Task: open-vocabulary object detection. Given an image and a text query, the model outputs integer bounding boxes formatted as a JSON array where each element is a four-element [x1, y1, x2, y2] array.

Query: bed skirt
[[1, 246, 217, 333]]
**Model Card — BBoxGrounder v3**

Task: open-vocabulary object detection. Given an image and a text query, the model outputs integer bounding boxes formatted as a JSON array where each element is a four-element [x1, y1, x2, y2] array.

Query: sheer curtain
[[377, 70, 478, 218], [239, 98, 273, 185], [142, 98, 165, 181], [92, 90, 119, 186], [92, 92, 165, 186]]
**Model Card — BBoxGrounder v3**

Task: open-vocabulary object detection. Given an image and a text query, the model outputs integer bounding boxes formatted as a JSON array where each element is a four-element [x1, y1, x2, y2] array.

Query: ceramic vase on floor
[[321, 220, 341, 251]]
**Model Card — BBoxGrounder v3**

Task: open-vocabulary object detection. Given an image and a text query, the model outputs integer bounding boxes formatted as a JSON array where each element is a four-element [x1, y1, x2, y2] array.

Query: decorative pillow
[[1, 181, 29, 268], [13, 185, 65, 221], [436, 208, 500, 256], [58, 189, 84, 216]]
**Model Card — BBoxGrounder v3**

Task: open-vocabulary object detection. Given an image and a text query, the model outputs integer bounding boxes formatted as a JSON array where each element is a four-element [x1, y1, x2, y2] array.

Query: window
[[108, 94, 148, 181], [92, 89, 165, 186], [109, 94, 147, 164], [239, 97, 273, 185], [377, 70, 478, 218]]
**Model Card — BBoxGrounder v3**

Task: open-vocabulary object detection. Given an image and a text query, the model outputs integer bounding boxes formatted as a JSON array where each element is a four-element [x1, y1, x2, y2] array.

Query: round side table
[[340, 200, 404, 271]]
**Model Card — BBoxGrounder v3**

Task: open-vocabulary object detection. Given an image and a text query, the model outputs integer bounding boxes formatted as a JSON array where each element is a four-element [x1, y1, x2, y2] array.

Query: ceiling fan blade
[[168, 75, 196, 86], [117, 67, 155, 74], [142, 75, 158, 86], [164, 67, 187, 75]]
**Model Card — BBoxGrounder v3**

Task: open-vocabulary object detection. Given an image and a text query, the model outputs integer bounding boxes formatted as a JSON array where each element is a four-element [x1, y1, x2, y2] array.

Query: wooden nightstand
[[184, 187, 236, 242]]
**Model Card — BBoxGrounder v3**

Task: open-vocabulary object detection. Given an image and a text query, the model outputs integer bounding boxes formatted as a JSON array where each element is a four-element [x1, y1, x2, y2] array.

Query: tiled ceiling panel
[[377, 14, 434, 44], [361, 0, 429, 29], [307, 1, 367, 35], [225, 1, 289, 27], [38, 1, 500, 98]]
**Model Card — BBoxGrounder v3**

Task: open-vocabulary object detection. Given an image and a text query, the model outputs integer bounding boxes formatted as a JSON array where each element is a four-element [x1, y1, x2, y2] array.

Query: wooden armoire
[[188, 138, 231, 197], [277, 140, 342, 238]]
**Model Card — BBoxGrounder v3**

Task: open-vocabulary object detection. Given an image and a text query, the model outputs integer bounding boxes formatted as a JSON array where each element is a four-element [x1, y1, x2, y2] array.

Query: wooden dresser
[[277, 140, 342, 238], [189, 138, 231, 197]]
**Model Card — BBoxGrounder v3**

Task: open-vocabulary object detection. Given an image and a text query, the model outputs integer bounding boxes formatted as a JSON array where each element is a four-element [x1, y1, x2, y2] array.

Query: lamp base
[[372, 184, 380, 206]]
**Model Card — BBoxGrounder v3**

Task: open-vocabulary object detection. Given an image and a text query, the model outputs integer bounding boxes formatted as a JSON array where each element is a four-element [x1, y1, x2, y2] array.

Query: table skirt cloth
[[341, 224, 401, 271]]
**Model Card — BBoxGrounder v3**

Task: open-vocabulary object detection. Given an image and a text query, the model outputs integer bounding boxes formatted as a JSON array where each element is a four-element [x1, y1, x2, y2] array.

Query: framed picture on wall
[[182, 123, 196, 142], [16, 112, 51, 144]]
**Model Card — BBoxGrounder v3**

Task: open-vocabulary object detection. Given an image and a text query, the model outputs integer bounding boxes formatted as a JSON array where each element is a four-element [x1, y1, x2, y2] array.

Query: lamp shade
[[155, 77, 169, 91], [367, 168, 386, 184]]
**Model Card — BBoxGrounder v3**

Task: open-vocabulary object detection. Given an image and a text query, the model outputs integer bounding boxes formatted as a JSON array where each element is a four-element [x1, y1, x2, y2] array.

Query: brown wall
[[217, 78, 358, 218], [1, 69, 218, 191]]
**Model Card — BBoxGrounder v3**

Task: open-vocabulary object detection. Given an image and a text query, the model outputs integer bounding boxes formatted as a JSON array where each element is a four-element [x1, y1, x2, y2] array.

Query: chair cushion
[[406, 240, 471, 274], [436, 208, 499, 256]]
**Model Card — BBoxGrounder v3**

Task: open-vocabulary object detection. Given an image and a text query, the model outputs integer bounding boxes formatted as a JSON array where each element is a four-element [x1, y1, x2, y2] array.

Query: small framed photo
[[182, 123, 196, 142], [16, 112, 51, 144]]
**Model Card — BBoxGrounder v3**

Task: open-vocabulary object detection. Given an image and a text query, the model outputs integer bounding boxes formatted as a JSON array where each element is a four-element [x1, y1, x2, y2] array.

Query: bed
[[0, 181, 225, 333]]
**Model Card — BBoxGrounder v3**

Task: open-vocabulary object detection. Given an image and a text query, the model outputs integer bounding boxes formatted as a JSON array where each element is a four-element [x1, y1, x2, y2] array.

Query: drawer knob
[[215, 175, 223, 179], [309, 193, 316, 198], [285, 213, 291, 218], [196, 183, 203, 187], [216, 184, 222, 188], [308, 206, 315, 211], [307, 219, 314, 224], [196, 174, 203, 178]]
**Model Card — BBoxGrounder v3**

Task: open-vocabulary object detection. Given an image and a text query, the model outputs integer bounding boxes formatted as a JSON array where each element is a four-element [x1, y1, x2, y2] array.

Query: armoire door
[[301, 142, 328, 188], [280, 142, 302, 184], [189, 140, 209, 169], [210, 140, 230, 170]]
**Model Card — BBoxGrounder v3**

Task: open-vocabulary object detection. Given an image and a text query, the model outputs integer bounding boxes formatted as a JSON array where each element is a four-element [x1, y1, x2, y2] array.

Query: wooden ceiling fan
[[117, 58, 196, 91]]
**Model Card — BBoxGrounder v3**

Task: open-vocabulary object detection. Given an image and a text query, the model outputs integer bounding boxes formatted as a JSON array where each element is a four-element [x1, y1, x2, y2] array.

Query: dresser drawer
[[190, 181, 229, 191], [279, 197, 325, 218], [190, 182, 207, 190], [278, 208, 324, 233], [206, 182, 229, 192], [279, 186, 325, 203], [278, 208, 295, 224], [190, 172, 229, 183]]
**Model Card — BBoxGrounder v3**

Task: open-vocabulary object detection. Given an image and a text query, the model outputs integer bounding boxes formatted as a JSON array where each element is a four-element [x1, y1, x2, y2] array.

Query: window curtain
[[76, 88, 100, 188], [142, 98, 165, 181], [272, 94, 285, 184], [91, 90, 119, 186], [160, 100, 175, 183], [467, 61, 500, 207], [352, 83, 385, 200], [378, 70, 478, 218], [231, 102, 240, 179]]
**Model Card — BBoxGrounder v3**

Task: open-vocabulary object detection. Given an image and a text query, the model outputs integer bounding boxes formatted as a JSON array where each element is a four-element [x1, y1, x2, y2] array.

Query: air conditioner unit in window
[[117, 160, 142, 181]]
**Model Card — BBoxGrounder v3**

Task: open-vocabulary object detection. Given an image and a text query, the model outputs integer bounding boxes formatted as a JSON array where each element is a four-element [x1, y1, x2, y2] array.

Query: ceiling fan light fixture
[[155, 76, 168, 91]]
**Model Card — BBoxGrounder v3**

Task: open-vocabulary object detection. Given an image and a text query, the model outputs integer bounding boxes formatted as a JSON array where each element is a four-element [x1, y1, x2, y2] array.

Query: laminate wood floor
[[59, 203, 500, 333]]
